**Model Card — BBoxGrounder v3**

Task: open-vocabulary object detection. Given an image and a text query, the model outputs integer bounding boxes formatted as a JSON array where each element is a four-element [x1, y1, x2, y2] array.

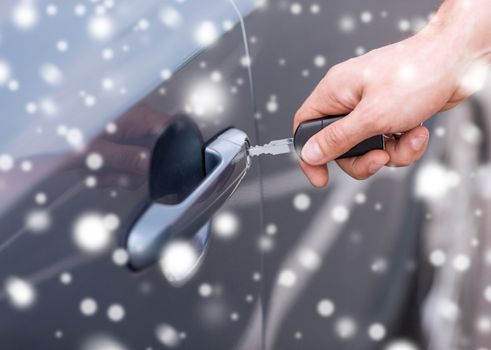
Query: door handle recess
[[125, 128, 250, 273]]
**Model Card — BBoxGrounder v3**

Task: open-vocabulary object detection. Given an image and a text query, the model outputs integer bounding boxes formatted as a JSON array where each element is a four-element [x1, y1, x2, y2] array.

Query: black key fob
[[294, 115, 385, 160]]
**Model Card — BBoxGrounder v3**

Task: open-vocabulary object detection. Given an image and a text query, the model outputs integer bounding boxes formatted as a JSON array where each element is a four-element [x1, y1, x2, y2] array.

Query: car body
[[0, 0, 489, 349]]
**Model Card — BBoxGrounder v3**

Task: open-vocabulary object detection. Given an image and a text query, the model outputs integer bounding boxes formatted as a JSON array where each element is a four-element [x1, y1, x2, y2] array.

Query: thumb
[[301, 102, 375, 165]]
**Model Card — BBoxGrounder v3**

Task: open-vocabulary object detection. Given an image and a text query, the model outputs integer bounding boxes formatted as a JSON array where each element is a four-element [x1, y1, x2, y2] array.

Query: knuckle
[[358, 103, 388, 135], [321, 123, 347, 150], [374, 117, 392, 135], [379, 121, 393, 135], [326, 63, 344, 79]]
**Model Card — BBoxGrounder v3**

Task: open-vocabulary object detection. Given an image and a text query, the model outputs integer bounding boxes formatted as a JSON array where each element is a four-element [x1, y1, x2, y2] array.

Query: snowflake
[[313, 55, 326, 68], [339, 15, 356, 33], [297, 248, 321, 270], [160, 240, 199, 284], [81, 335, 128, 350], [186, 81, 224, 117], [278, 269, 297, 287], [429, 249, 446, 267], [385, 339, 419, 350], [46, 4, 58, 16], [265, 223, 278, 235], [80, 298, 98, 316], [415, 163, 460, 200], [74, 4, 87, 17], [266, 95, 279, 113], [86, 153, 104, 171], [453, 254, 471, 272], [398, 19, 411, 32], [0, 154, 14, 171], [112, 248, 129, 266], [102, 78, 114, 90], [88, 15, 114, 41], [155, 323, 180, 348], [258, 235, 274, 252], [56, 40, 69, 52], [293, 193, 311, 211], [317, 299, 335, 318], [290, 3, 302, 15], [5, 277, 36, 310], [360, 11, 373, 23], [335, 316, 357, 339], [195, 21, 218, 46], [107, 304, 125, 322], [159, 7, 182, 29], [0, 60, 11, 86], [198, 283, 213, 298], [12, 2, 39, 30], [331, 205, 349, 222], [25, 209, 51, 233], [73, 213, 116, 253], [368, 323, 386, 341], [59, 272, 72, 285], [34, 192, 48, 205], [212, 211, 239, 239], [355, 193, 366, 204], [310, 4, 321, 14]]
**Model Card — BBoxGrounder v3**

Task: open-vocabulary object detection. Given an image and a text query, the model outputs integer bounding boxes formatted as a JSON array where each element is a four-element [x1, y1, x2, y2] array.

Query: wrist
[[425, 0, 491, 62]]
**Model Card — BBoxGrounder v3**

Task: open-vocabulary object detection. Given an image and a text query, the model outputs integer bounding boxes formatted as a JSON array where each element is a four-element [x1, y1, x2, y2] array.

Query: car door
[[0, 1, 264, 349], [246, 0, 440, 349]]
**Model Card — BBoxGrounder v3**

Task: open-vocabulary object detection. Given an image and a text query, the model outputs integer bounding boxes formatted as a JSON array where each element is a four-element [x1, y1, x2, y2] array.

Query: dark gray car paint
[[0, 13, 263, 350]]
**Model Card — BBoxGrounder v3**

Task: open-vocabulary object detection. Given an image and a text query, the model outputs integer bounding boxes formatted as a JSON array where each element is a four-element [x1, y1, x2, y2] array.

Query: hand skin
[[294, 0, 491, 188]]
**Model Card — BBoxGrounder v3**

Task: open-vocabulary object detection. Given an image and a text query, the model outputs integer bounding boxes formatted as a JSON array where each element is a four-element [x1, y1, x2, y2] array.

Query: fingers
[[301, 102, 376, 165], [385, 125, 429, 166], [292, 62, 371, 187], [335, 125, 429, 180], [336, 150, 390, 180], [298, 110, 429, 183], [298, 160, 330, 188], [293, 59, 432, 187], [293, 65, 377, 166]]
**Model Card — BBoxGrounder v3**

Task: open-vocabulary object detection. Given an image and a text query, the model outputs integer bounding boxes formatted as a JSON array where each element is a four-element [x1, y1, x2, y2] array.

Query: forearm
[[429, 0, 491, 61]]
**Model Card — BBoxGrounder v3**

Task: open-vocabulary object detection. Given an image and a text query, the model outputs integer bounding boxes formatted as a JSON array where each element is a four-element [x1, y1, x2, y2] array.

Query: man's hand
[[294, 0, 491, 188]]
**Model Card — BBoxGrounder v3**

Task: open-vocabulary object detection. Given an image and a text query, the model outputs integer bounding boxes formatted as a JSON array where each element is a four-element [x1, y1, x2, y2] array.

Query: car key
[[248, 115, 385, 160]]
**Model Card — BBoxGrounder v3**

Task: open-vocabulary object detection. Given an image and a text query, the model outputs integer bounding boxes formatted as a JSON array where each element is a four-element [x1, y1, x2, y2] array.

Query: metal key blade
[[248, 138, 294, 157]]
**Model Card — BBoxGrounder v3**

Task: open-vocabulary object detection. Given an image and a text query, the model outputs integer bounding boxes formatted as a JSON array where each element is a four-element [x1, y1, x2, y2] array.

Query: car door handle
[[125, 128, 250, 273]]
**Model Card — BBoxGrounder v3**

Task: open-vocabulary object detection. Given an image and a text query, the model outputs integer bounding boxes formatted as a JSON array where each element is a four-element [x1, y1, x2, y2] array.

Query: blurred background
[[0, 0, 490, 349]]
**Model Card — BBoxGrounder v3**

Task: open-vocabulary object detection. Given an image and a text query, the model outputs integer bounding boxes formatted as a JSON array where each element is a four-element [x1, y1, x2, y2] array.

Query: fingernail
[[368, 161, 385, 174], [302, 140, 324, 164], [410, 134, 428, 151]]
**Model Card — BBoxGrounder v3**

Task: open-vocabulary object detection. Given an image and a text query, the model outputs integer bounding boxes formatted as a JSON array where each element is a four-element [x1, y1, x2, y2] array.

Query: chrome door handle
[[125, 128, 250, 273]]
